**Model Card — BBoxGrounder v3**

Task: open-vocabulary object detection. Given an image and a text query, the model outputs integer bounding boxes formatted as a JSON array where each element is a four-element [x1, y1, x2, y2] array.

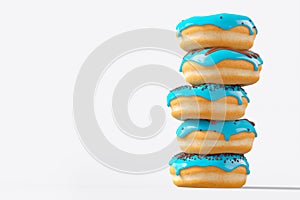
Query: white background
[[0, 0, 300, 199]]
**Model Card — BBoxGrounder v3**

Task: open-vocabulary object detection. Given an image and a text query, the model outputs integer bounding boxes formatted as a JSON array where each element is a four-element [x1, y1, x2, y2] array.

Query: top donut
[[176, 13, 257, 51]]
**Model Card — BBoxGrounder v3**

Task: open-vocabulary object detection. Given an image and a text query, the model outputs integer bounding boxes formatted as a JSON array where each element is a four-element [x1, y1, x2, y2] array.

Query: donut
[[176, 13, 257, 51], [176, 119, 257, 154], [180, 48, 263, 86], [169, 153, 250, 188], [167, 84, 249, 120]]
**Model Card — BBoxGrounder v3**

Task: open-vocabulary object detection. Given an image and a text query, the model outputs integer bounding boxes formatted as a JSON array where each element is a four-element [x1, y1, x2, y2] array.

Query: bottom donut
[[169, 153, 250, 188]]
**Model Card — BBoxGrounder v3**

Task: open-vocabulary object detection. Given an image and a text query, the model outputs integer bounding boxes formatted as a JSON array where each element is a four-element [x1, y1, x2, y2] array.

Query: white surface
[[0, 0, 300, 199]]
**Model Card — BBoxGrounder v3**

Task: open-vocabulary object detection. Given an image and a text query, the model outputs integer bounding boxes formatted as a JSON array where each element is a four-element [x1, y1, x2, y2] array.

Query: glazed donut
[[176, 13, 257, 51], [176, 119, 256, 154], [180, 48, 263, 86], [169, 153, 249, 188], [167, 84, 249, 120]]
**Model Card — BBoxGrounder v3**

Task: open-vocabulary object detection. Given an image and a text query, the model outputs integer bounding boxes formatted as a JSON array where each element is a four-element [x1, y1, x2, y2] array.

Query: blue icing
[[167, 84, 249, 106], [176, 13, 257, 36], [176, 119, 257, 141], [180, 48, 263, 72], [169, 153, 250, 175]]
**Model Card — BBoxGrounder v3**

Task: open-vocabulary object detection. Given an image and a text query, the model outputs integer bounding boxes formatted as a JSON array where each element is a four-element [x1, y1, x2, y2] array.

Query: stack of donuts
[[167, 13, 263, 188]]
